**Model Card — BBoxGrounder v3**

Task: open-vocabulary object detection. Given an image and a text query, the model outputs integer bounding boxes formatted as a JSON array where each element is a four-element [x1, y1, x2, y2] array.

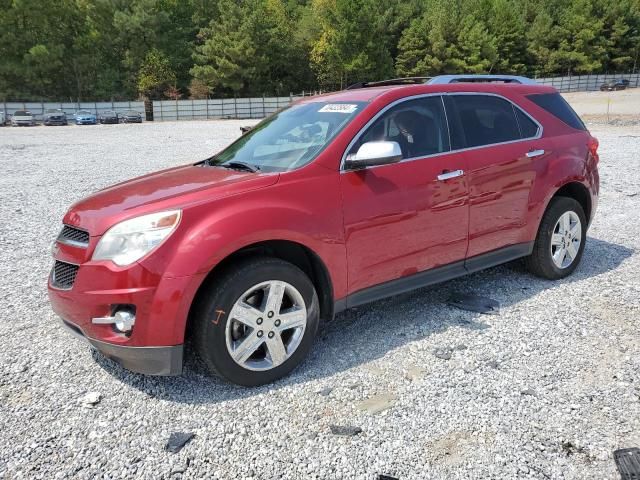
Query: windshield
[[14, 111, 30, 116], [103, 110, 116, 115], [77, 110, 92, 115], [208, 101, 366, 172], [45, 109, 62, 113]]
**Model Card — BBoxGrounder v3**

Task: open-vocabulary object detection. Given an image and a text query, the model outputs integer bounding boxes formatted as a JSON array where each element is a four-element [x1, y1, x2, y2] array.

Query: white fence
[[1, 101, 145, 121], [535, 73, 640, 92], [152, 96, 297, 121], [3, 73, 639, 123]]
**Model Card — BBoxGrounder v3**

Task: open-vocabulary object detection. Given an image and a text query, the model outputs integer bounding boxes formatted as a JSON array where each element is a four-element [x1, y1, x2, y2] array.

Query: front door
[[339, 95, 469, 299]]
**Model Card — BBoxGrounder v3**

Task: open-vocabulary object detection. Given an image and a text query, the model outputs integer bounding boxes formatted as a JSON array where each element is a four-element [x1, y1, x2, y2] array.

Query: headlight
[[93, 210, 181, 266]]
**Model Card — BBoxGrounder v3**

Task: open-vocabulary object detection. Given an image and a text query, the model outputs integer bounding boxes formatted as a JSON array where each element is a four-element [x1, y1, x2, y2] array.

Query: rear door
[[444, 94, 549, 258], [340, 95, 469, 297]]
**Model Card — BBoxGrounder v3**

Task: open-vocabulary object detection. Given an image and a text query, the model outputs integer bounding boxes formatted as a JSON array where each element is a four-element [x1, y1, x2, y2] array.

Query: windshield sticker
[[318, 104, 358, 114]]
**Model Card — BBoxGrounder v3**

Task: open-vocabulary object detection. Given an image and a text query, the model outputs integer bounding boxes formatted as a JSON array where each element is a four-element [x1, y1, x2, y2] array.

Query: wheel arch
[[550, 181, 592, 222], [185, 239, 335, 342]]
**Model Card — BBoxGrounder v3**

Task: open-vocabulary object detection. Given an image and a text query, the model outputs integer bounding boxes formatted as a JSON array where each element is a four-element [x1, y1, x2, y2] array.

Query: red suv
[[48, 75, 599, 386]]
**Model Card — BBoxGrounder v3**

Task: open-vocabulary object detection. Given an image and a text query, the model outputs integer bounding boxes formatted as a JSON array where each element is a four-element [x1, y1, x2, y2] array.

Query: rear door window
[[448, 95, 521, 148], [526, 93, 585, 130], [348, 96, 450, 160]]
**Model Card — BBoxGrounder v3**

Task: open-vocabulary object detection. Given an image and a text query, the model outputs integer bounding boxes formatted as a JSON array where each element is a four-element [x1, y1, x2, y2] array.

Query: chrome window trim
[[340, 92, 543, 172]]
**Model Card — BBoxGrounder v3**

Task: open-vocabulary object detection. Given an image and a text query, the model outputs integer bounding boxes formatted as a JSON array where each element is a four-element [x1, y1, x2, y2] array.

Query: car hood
[[63, 164, 279, 235], [13, 115, 33, 120]]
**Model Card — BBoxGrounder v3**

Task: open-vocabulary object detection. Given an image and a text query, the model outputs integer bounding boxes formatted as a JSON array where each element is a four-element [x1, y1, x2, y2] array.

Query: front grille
[[58, 225, 89, 247], [51, 261, 79, 289]]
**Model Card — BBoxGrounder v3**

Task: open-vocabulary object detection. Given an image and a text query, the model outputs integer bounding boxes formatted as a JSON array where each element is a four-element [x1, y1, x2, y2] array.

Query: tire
[[525, 196, 587, 279], [192, 257, 320, 386]]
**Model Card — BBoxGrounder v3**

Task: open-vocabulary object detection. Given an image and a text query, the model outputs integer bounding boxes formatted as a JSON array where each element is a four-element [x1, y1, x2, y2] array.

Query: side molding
[[335, 242, 534, 313]]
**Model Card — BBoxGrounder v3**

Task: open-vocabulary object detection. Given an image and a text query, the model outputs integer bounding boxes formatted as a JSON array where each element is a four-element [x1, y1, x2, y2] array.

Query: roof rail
[[345, 77, 431, 90], [427, 74, 537, 85]]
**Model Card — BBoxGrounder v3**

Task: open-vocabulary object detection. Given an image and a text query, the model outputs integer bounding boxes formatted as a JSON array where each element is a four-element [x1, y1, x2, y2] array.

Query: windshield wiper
[[215, 161, 260, 173]]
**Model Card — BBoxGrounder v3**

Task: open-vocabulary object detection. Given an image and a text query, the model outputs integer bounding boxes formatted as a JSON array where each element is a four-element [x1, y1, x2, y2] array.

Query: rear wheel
[[525, 197, 587, 279], [193, 257, 319, 386]]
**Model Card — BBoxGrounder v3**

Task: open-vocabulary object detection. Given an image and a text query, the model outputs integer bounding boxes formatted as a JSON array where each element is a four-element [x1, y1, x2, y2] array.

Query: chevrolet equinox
[[48, 75, 599, 386]]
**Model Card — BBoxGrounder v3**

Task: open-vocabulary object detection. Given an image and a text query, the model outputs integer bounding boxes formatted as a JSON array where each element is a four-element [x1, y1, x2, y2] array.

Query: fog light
[[92, 309, 136, 333], [114, 310, 135, 332]]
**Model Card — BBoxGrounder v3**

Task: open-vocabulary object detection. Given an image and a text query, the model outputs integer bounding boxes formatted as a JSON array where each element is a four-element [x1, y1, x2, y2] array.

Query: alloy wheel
[[225, 280, 307, 371], [550, 211, 582, 269]]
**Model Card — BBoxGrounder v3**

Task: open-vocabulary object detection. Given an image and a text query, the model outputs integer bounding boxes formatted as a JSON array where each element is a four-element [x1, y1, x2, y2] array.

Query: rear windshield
[[526, 93, 586, 131]]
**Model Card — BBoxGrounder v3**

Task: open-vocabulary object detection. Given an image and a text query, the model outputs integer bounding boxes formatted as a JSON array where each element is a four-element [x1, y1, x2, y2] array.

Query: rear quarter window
[[526, 93, 586, 131]]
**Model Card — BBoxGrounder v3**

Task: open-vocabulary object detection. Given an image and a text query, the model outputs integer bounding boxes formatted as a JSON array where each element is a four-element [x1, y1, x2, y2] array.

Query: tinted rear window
[[526, 93, 585, 130]]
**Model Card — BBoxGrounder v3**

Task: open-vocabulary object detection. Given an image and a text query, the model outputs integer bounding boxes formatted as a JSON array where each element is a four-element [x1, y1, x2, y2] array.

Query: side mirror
[[344, 141, 402, 170]]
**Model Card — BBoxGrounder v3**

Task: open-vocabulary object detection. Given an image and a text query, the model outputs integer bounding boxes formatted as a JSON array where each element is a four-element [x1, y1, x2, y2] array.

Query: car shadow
[[94, 237, 634, 404]]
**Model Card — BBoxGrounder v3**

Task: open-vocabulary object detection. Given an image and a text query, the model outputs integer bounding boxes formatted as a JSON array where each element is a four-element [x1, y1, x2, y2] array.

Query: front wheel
[[193, 257, 320, 386], [525, 197, 587, 279]]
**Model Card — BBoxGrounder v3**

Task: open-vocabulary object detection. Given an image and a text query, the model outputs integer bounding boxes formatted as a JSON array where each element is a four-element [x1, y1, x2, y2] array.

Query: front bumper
[[48, 235, 206, 375], [60, 318, 183, 375]]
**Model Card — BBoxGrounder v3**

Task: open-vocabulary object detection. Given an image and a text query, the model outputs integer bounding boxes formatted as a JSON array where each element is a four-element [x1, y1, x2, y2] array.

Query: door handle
[[437, 169, 464, 181], [526, 149, 545, 158]]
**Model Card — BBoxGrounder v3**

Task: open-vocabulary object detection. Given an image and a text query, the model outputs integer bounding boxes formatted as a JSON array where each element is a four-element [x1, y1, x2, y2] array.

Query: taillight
[[588, 136, 599, 163]]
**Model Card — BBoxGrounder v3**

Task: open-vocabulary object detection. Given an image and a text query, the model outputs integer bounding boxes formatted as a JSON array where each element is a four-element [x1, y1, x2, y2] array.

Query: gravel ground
[[0, 121, 639, 480]]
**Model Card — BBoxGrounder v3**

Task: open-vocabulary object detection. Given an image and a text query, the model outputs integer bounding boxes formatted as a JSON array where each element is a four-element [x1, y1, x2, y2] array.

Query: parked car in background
[[43, 109, 68, 126], [121, 110, 143, 123], [11, 110, 36, 126], [99, 110, 119, 124], [600, 79, 630, 91], [0, 111, 5, 126], [74, 110, 97, 125], [48, 75, 600, 386]]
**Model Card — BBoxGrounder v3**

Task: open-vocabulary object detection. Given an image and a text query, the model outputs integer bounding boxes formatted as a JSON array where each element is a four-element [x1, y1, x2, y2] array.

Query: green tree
[[485, 0, 528, 74], [598, 0, 640, 72], [310, 0, 394, 89], [2, 0, 640, 101], [191, 0, 310, 96], [551, 0, 606, 75], [396, 0, 498, 76], [137, 49, 177, 98], [190, 0, 261, 95]]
